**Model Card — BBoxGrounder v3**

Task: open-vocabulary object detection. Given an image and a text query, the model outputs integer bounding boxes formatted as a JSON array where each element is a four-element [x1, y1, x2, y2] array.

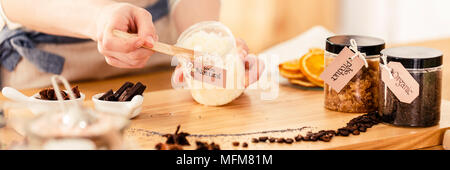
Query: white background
[[338, 0, 450, 44]]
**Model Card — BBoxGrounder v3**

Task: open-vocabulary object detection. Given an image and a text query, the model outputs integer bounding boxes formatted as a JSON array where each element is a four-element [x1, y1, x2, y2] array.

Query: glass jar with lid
[[175, 21, 245, 106], [324, 35, 385, 113], [379, 46, 443, 127]]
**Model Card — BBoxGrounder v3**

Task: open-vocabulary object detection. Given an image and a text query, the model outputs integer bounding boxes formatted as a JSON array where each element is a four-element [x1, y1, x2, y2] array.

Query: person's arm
[[1, 0, 156, 68], [171, 0, 220, 35], [1, 0, 111, 40]]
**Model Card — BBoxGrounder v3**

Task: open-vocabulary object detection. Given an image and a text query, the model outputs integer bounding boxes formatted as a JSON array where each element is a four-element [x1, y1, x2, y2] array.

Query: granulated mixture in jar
[[379, 46, 443, 127], [176, 22, 245, 106], [324, 57, 379, 113], [324, 35, 385, 113]]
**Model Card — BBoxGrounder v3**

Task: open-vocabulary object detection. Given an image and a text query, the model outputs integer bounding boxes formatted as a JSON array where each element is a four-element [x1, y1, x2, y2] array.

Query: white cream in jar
[[177, 28, 245, 106]]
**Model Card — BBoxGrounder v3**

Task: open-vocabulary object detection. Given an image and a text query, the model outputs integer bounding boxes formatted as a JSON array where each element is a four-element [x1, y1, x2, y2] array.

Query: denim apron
[[0, 0, 169, 87]]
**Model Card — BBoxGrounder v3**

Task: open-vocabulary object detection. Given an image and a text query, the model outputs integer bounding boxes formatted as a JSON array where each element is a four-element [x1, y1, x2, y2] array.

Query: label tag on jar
[[381, 62, 419, 103], [320, 47, 365, 92], [190, 61, 227, 88]]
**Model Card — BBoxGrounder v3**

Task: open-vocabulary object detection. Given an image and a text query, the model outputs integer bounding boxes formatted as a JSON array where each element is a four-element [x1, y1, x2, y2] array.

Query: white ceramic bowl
[[1, 87, 86, 136], [26, 91, 85, 115], [92, 93, 143, 119]]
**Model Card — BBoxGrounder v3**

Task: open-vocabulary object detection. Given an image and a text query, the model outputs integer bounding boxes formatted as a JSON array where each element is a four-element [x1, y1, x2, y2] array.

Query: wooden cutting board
[[123, 85, 450, 150], [1, 82, 449, 150]]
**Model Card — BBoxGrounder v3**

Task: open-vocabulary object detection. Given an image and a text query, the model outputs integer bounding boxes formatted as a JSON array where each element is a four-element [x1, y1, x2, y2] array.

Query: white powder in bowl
[[178, 31, 245, 106]]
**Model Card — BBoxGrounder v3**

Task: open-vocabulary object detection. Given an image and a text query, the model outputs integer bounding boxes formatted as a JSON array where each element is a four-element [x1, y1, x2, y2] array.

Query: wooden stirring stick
[[113, 29, 228, 88], [112, 29, 195, 60]]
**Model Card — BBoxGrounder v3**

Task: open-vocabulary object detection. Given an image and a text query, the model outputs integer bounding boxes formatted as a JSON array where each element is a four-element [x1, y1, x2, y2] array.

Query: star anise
[[163, 125, 190, 146]]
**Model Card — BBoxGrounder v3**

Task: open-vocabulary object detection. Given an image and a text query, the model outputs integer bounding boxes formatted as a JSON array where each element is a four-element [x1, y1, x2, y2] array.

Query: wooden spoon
[[112, 30, 194, 60], [112, 29, 227, 88]]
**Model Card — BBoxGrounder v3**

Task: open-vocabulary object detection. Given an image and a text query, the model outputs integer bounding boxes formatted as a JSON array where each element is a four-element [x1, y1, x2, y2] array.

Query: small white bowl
[[29, 92, 86, 115], [1, 88, 85, 116], [92, 93, 143, 119], [2, 87, 85, 135]]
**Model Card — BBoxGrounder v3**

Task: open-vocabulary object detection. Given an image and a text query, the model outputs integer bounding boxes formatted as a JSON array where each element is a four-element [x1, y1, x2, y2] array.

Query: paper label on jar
[[190, 61, 227, 88], [319, 47, 365, 93], [381, 62, 419, 104]]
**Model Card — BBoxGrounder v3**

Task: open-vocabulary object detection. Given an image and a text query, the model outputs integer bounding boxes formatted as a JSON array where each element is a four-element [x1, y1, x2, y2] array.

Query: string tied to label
[[349, 39, 368, 68], [381, 54, 394, 79]]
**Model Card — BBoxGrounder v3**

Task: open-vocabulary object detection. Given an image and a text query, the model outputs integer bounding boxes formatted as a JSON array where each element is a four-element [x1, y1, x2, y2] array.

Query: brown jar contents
[[324, 55, 380, 113], [378, 46, 443, 127]]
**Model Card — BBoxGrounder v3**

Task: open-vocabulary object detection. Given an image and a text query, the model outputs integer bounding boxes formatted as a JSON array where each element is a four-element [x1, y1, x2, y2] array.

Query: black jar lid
[[326, 35, 385, 56], [381, 46, 443, 69]]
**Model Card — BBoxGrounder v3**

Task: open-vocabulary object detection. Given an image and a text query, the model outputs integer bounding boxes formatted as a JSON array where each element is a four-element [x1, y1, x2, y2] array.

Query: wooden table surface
[[1, 38, 450, 150]]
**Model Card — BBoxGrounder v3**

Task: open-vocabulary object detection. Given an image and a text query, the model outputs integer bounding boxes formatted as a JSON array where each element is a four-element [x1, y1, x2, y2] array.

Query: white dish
[[92, 93, 143, 119], [2, 87, 85, 115]]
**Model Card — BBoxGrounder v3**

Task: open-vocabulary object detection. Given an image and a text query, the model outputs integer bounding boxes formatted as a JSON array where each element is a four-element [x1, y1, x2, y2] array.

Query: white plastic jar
[[176, 21, 245, 106]]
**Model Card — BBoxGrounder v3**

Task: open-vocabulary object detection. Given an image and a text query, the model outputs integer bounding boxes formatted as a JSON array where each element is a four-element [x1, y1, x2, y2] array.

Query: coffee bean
[[232, 142, 240, 146], [326, 130, 336, 135], [276, 138, 285, 143], [285, 138, 294, 144], [320, 136, 331, 142], [364, 123, 373, 128], [348, 126, 358, 132], [196, 112, 382, 148], [258, 136, 268, 142], [302, 135, 311, 141], [358, 126, 367, 132], [317, 132, 326, 137], [310, 135, 319, 141], [269, 137, 276, 143], [196, 141, 221, 150], [339, 130, 350, 136]]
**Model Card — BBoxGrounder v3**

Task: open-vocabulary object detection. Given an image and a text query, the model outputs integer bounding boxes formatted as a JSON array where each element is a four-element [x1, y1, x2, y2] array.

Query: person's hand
[[172, 38, 265, 88], [95, 3, 157, 68], [236, 38, 265, 87]]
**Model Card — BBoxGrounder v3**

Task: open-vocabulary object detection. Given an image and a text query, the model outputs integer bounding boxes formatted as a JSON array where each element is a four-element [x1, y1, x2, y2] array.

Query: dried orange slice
[[305, 77, 324, 88], [288, 79, 317, 88], [299, 49, 325, 87], [309, 48, 324, 54], [280, 68, 305, 79], [279, 59, 301, 72]]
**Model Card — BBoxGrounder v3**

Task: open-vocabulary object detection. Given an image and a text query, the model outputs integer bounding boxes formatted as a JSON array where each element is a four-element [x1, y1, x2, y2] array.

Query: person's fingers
[[102, 22, 145, 53], [122, 48, 153, 66], [173, 66, 184, 83], [171, 65, 185, 88], [99, 42, 150, 68], [133, 8, 156, 48], [236, 38, 249, 60], [98, 42, 129, 64], [104, 56, 135, 68], [244, 54, 257, 70], [127, 48, 154, 59], [245, 56, 266, 87]]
